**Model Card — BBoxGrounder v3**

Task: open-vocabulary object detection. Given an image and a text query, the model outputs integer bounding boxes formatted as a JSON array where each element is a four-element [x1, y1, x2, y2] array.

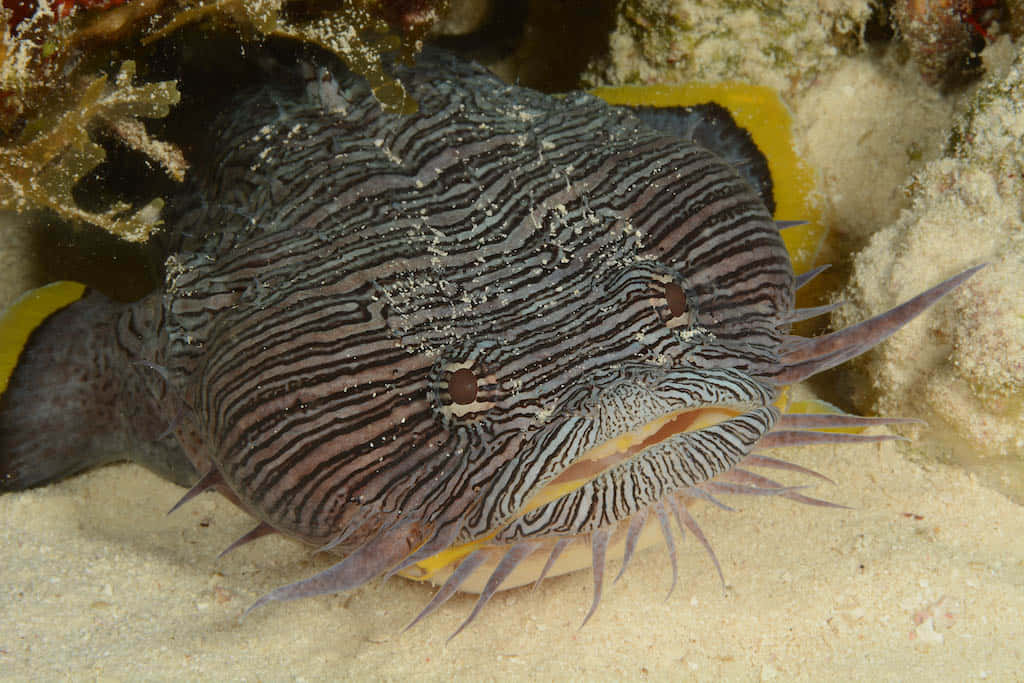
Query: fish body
[[0, 49, 978, 630]]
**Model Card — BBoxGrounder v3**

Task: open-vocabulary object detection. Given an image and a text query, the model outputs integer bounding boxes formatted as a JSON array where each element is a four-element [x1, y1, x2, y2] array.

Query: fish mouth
[[399, 401, 758, 587], [518, 404, 747, 516]]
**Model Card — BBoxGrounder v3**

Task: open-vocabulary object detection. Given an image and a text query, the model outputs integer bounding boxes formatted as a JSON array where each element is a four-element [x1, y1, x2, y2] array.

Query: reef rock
[[835, 44, 1024, 497]]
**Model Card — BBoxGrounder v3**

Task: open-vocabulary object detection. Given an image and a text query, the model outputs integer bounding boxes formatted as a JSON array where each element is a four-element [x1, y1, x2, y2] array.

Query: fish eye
[[664, 282, 686, 319], [448, 368, 478, 405]]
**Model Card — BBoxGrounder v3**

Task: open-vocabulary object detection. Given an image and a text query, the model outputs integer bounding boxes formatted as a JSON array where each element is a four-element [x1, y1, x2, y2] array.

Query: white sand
[[2, 437, 1022, 679]]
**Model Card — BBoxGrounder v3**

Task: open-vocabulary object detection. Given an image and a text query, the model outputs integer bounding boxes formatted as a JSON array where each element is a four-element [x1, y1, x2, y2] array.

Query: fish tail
[[0, 283, 193, 490]]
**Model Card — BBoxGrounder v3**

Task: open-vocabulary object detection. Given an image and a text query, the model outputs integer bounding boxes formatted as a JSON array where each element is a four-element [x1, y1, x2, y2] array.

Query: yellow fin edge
[[590, 83, 825, 275], [0, 281, 87, 396]]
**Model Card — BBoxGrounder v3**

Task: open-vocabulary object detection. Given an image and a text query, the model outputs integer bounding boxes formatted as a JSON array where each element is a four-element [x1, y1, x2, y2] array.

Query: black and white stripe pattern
[[142, 49, 808, 612]]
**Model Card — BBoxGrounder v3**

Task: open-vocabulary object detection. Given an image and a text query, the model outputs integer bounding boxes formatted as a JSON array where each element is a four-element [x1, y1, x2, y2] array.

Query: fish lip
[[402, 403, 768, 578], [500, 365, 779, 508], [444, 366, 777, 546], [480, 400, 780, 550], [519, 401, 764, 514]]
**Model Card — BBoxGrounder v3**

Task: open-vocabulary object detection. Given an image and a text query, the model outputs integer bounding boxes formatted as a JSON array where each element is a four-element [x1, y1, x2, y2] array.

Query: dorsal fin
[[626, 102, 775, 215]]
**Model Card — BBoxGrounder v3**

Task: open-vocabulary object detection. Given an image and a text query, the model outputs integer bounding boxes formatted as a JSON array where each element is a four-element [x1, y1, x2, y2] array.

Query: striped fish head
[[157, 60, 803, 602], [149, 50, 980, 630], [296, 169, 794, 593], [130, 49, 981, 629], [430, 251, 792, 537], [168, 141, 795, 584]]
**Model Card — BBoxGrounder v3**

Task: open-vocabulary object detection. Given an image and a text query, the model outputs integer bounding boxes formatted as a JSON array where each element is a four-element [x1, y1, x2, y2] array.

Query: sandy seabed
[[2, 28, 1024, 683], [2, 437, 1022, 680]]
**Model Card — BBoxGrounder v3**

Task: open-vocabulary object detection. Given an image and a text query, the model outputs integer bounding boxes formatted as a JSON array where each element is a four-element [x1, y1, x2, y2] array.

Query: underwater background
[[1, 1, 1022, 679]]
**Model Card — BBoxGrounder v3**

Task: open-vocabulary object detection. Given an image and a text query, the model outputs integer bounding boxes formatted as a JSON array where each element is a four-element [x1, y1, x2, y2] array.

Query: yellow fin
[[590, 83, 824, 275], [0, 281, 87, 396], [401, 537, 488, 583], [783, 394, 866, 434]]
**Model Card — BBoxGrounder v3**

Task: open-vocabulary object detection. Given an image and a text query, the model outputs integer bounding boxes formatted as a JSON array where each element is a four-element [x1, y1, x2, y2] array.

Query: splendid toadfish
[[0, 48, 979, 635]]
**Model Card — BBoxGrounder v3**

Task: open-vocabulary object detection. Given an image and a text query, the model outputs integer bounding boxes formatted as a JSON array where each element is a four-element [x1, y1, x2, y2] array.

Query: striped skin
[[154, 52, 791, 545], [112, 50, 979, 630]]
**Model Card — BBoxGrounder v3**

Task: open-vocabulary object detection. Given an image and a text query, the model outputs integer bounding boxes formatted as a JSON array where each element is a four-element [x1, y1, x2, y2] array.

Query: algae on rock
[[143, 0, 431, 114], [585, 0, 875, 95], [1, 0, 447, 243], [1, 3, 183, 241], [1, 42, 182, 240]]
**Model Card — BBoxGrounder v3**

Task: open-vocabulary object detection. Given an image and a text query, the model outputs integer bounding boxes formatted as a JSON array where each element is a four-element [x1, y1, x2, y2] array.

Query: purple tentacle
[[245, 520, 424, 617], [667, 496, 724, 588], [532, 537, 573, 591], [167, 468, 223, 515], [614, 507, 649, 584], [777, 413, 923, 430], [653, 502, 679, 598], [385, 521, 462, 579], [450, 542, 540, 640], [758, 430, 904, 450], [217, 521, 276, 559], [780, 300, 844, 325], [405, 549, 489, 632], [580, 529, 610, 629], [741, 453, 834, 483], [794, 264, 831, 290], [775, 265, 983, 384]]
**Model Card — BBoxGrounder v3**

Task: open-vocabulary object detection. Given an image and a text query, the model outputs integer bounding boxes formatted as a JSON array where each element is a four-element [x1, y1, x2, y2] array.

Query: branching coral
[[0, 0, 448, 241], [143, 0, 442, 114], [1, 5, 182, 241]]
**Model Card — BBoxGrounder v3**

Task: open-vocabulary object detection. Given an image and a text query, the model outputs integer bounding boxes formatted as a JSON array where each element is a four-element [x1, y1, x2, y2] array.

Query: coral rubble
[[835, 45, 1024, 495], [584, 0, 876, 96]]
